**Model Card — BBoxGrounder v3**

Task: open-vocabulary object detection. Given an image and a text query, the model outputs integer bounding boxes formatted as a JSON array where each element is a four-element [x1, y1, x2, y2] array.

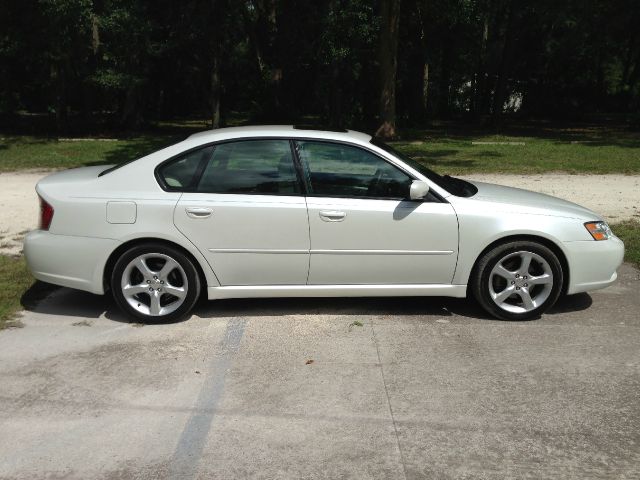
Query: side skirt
[[207, 284, 467, 300]]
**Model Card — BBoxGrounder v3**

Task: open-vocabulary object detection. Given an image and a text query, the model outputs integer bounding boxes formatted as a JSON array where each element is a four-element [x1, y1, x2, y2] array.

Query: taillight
[[39, 195, 54, 230]]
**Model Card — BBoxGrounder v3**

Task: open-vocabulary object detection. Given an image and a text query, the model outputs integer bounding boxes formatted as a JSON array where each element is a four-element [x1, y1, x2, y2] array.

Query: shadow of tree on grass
[[83, 135, 182, 167]]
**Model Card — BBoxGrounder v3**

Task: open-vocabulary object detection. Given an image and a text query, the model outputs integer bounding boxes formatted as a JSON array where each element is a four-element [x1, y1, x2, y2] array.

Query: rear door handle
[[185, 207, 213, 219], [319, 210, 346, 222]]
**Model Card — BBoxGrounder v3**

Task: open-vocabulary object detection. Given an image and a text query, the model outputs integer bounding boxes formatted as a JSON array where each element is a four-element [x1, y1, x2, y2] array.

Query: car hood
[[463, 180, 602, 221]]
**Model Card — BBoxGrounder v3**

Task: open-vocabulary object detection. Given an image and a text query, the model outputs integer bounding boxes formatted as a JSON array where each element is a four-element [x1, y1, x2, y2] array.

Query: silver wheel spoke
[[123, 283, 149, 296], [528, 273, 552, 285], [494, 264, 514, 280], [519, 253, 533, 275], [493, 285, 515, 303], [135, 257, 155, 279], [517, 288, 535, 310], [164, 285, 186, 299], [149, 292, 162, 316], [159, 258, 179, 280]]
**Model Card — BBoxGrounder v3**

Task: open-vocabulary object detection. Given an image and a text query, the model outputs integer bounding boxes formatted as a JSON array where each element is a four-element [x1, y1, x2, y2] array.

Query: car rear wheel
[[111, 243, 201, 322], [472, 241, 563, 320]]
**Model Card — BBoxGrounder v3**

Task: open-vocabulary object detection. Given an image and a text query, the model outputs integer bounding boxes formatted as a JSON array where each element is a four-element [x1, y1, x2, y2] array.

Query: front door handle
[[319, 210, 346, 222], [185, 207, 213, 219]]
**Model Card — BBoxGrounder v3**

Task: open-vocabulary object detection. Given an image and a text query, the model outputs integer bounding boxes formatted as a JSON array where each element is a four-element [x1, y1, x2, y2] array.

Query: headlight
[[584, 221, 613, 241]]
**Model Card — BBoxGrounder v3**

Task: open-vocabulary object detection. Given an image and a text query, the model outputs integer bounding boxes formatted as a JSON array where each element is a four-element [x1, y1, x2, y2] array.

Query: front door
[[294, 140, 458, 285], [171, 139, 310, 286]]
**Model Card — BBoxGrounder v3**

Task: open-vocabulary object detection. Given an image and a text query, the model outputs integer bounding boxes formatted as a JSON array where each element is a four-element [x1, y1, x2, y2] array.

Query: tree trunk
[[52, 61, 68, 135], [491, 1, 518, 123], [121, 84, 142, 129], [416, 1, 429, 117], [422, 63, 429, 112], [208, 0, 224, 128], [81, 13, 101, 127], [328, 60, 343, 129], [248, 0, 282, 120], [628, 54, 640, 91], [473, 1, 490, 117], [620, 36, 635, 88], [437, 38, 452, 118], [375, 0, 401, 139], [210, 53, 221, 129]]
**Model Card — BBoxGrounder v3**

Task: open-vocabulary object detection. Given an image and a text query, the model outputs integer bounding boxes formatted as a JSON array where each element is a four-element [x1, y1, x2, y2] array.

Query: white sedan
[[25, 126, 624, 322]]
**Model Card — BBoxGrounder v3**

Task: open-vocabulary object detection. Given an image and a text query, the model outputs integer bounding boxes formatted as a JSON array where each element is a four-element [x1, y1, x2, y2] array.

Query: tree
[[39, 0, 93, 133], [3, 0, 640, 134], [376, 0, 401, 138], [317, 0, 376, 128]]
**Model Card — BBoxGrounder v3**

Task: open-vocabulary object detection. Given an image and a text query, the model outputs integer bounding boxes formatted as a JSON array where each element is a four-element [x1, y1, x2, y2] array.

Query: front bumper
[[24, 231, 119, 295], [564, 235, 625, 295]]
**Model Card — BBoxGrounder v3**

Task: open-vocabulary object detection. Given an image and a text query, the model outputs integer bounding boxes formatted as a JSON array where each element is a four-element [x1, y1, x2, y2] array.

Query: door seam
[[304, 195, 312, 285], [172, 193, 223, 286]]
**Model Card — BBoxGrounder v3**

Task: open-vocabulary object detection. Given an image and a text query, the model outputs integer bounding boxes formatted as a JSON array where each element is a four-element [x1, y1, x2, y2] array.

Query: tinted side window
[[197, 140, 300, 195], [158, 146, 213, 189], [295, 141, 412, 199]]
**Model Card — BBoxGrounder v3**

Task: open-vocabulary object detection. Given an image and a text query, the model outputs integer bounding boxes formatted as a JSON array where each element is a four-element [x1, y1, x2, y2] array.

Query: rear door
[[295, 140, 458, 285], [169, 139, 310, 286]]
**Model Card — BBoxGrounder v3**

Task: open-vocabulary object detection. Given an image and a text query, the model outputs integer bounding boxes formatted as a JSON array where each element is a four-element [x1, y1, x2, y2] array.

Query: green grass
[[1, 123, 639, 174], [613, 220, 640, 268], [0, 255, 34, 328], [392, 133, 640, 175], [0, 254, 59, 330], [0, 135, 178, 172]]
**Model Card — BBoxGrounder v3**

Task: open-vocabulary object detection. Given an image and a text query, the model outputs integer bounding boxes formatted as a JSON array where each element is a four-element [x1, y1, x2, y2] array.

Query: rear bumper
[[24, 231, 118, 294], [564, 236, 625, 295]]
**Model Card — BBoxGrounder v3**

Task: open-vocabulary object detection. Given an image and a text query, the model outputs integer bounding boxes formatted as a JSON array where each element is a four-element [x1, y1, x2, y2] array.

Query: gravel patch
[[0, 171, 54, 256]]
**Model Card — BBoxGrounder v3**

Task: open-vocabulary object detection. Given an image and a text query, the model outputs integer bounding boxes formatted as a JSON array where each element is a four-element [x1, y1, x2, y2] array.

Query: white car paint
[[24, 125, 624, 308], [305, 197, 458, 285], [175, 193, 310, 285]]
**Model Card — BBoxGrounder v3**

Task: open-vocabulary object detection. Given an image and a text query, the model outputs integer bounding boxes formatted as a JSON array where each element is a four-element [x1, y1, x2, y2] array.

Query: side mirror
[[409, 180, 429, 200]]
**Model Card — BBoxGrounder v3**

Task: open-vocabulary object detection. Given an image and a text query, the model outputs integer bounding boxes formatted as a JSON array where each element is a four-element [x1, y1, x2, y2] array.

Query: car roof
[[185, 125, 373, 146]]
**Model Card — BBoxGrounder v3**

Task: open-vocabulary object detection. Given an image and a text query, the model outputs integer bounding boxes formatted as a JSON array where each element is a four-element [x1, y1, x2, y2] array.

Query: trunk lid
[[37, 166, 111, 187]]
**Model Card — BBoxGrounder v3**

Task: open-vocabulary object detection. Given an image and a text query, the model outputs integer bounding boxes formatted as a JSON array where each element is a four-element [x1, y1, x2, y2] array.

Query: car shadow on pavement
[[21, 282, 131, 323], [21, 281, 593, 324], [193, 296, 493, 320], [194, 292, 592, 322], [547, 292, 593, 315]]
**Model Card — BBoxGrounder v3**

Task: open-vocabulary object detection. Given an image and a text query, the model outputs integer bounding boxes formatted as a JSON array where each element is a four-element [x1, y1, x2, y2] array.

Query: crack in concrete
[[370, 319, 409, 480]]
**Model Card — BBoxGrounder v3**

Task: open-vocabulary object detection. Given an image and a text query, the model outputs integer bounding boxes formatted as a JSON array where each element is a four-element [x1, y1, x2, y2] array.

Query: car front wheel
[[471, 241, 563, 320], [111, 243, 201, 322]]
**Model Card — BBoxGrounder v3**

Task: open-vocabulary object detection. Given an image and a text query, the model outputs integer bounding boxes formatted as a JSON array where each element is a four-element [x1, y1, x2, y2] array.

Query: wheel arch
[[468, 234, 570, 295], [103, 237, 210, 298]]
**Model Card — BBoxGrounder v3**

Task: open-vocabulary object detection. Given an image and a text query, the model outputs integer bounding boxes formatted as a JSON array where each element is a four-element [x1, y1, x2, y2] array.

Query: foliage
[[0, 135, 178, 171], [316, 0, 378, 126], [1, 0, 640, 132], [0, 255, 33, 329], [613, 221, 640, 268]]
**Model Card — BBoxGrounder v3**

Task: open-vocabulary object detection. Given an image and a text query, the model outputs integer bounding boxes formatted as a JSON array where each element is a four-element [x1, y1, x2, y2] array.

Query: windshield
[[370, 138, 477, 197]]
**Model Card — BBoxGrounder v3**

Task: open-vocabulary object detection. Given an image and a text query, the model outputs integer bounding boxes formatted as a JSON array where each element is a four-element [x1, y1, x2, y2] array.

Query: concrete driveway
[[1, 265, 639, 480]]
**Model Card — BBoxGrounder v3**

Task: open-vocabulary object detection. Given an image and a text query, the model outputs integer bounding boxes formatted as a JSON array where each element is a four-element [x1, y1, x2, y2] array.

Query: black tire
[[111, 243, 201, 323], [471, 240, 563, 320]]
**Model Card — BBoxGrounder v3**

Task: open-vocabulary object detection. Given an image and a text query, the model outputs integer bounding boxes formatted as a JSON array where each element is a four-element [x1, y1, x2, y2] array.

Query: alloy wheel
[[120, 253, 188, 317], [488, 250, 554, 314]]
